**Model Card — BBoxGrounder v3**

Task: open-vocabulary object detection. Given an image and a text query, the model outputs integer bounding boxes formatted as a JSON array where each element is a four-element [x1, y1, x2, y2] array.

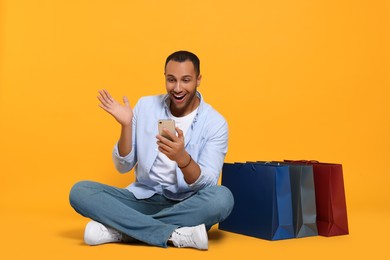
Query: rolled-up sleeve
[[112, 143, 136, 173]]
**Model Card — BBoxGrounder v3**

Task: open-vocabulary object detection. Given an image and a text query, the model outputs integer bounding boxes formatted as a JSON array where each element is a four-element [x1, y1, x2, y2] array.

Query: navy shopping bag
[[219, 162, 295, 240]]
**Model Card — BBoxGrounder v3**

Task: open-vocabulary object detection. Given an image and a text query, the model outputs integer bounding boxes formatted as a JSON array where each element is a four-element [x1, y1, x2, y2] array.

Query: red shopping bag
[[284, 160, 349, 236]]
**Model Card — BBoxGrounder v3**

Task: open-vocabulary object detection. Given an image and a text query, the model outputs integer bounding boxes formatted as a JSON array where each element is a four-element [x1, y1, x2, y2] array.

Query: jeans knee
[[205, 185, 234, 221], [216, 185, 234, 219], [69, 180, 96, 209]]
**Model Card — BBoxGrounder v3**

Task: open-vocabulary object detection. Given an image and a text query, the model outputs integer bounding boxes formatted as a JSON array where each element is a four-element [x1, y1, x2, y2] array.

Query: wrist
[[121, 121, 132, 128], [178, 153, 192, 169]]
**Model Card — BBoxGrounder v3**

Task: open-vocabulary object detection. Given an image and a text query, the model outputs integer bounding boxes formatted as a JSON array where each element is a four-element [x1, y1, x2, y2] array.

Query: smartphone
[[158, 119, 176, 141]]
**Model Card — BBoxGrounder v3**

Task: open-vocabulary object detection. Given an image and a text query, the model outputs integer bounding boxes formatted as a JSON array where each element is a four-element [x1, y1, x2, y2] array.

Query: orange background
[[1, 0, 389, 259]]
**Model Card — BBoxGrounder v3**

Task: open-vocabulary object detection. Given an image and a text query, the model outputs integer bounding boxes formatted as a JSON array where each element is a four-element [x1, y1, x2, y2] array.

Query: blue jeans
[[69, 181, 234, 248]]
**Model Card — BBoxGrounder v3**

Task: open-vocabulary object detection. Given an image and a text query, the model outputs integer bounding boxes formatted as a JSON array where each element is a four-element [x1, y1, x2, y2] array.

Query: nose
[[174, 82, 182, 92]]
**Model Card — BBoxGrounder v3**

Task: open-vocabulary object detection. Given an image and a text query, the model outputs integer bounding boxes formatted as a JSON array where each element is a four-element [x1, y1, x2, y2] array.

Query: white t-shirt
[[149, 108, 198, 186]]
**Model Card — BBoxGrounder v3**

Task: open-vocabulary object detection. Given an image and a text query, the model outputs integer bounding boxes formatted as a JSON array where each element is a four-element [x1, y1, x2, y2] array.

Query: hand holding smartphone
[[158, 119, 176, 141]]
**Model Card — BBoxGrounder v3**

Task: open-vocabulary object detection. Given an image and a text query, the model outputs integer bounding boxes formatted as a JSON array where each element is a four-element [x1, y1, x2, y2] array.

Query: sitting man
[[69, 50, 234, 250]]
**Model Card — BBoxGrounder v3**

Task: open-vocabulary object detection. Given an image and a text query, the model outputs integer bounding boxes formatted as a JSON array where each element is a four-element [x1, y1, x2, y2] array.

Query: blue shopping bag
[[219, 162, 294, 240]]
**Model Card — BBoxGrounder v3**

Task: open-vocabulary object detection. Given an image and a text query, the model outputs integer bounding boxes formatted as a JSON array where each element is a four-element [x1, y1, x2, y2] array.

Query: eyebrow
[[165, 74, 193, 78]]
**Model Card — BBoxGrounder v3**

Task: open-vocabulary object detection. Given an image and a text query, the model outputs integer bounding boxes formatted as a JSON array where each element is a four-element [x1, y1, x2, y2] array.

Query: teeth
[[174, 94, 185, 99]]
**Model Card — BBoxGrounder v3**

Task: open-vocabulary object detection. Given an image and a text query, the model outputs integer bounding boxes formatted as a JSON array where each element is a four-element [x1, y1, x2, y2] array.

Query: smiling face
[[165, 60, 202, 117]]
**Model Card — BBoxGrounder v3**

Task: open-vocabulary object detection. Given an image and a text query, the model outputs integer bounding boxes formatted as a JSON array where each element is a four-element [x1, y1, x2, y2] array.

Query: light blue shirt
[[112, 91, 228, 201]]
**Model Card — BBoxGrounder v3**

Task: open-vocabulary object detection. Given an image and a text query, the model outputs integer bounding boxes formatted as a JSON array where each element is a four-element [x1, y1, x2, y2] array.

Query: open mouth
[[172, 93, 186, 101]]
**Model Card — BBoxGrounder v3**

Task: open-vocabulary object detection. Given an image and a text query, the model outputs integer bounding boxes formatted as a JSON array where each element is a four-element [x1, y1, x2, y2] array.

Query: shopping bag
[[284, 160, 349, 236], [219, 162, 295, 240], [270, 162, 318, 238]]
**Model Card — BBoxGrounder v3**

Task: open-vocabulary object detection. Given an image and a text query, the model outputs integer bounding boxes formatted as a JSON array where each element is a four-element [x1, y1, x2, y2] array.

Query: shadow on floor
[[58, 228, 84, 240]]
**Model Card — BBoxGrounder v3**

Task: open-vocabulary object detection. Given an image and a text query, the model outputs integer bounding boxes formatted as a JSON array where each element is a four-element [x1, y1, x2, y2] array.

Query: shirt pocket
[[185, 144, 200, 162]]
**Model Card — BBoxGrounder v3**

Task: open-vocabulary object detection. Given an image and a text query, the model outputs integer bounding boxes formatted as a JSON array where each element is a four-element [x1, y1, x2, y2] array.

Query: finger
[[163, 128, 177, 142], [156, 134, 164, 142], [100, 89, 114, 103], [98, 90, 110, 104], [97, 94, 108, 106], [106, 90, 115, 102], [97, 89, 104, 99], [175, 127, 184, 141], [123, 96, 130, 107], [102, 89, 112, 99], [97, 95, 111, 110], [157, 140, 173, 153], [156, 133, 173, 145], [98, 103, 112, 114], [158, 146, 170, 156], [176, 127, 184, 139]]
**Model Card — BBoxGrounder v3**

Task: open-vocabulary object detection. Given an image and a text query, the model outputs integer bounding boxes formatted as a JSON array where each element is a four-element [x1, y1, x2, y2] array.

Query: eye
[[183, 78, 191, 83], [167, 78, 176, 83]]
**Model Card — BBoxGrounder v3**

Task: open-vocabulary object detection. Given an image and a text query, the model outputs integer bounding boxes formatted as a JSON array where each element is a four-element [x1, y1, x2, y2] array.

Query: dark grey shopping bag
[[276, 162, 318, 237]]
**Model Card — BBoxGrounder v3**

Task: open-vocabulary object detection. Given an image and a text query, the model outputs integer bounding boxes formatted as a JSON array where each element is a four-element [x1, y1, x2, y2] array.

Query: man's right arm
[[112, 114, 136, 173], [117, 122, 133, 157], [97, 89, 136, 172]]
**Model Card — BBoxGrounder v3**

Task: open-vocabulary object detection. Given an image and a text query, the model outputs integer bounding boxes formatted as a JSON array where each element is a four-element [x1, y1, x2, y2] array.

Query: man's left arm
[[156, 120, 228, 188]]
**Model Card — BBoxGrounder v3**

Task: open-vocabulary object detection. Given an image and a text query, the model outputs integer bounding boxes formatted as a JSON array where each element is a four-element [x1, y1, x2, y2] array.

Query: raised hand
[[97, 89, 133, 126]]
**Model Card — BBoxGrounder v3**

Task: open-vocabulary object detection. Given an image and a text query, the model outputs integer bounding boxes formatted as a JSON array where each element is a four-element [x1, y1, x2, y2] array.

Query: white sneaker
[[170, 224, 208, 250], [84, 220, 126, 245]]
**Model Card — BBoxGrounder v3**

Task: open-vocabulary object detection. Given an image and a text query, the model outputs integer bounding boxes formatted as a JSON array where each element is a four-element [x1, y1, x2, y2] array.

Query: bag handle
[[284, 160, 320, 164]]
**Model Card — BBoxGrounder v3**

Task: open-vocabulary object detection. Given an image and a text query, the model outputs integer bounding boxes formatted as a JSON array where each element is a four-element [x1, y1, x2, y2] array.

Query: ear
[[196, 74, 202, 87]]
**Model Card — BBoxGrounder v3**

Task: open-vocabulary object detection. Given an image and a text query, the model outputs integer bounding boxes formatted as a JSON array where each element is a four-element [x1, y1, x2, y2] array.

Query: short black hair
[[165, 50, 200, 76]]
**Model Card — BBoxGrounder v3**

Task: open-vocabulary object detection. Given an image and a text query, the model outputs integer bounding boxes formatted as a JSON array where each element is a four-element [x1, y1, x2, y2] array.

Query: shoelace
[[99, 224, 122, 241], [173, 231, 198, 248]]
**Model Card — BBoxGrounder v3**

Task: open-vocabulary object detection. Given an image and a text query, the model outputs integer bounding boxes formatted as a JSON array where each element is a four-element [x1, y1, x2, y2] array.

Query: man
[[69, 50, 234, 250]]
